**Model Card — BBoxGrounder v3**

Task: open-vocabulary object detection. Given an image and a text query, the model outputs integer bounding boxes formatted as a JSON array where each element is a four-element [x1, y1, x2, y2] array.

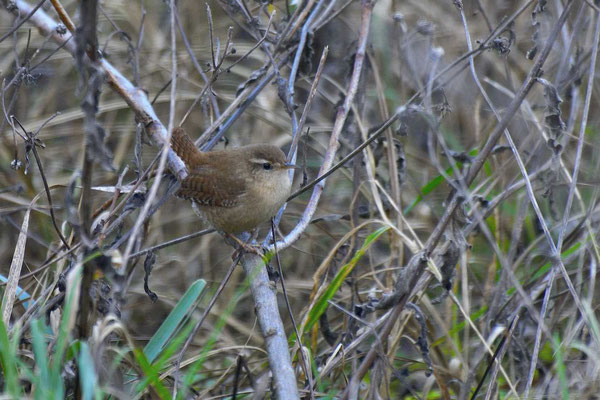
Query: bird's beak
[[283, 163, 300, 169]]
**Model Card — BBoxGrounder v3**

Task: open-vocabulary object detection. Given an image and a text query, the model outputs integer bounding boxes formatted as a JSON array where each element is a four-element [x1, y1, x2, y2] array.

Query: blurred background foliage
[[1, 0, 600, 398]]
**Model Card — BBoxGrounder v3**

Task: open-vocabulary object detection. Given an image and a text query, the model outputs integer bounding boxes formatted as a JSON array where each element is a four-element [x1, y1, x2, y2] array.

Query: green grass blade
[[553, 334, 569, 400], [180, 275, 251, 394], [144, 279, 206, 363], [78, 342, 97, 400], [48, 266, 82, 399], [0, 318, 21, 397], [404, 174, 446, 215], [431, 305, 488, 347], [404, 149, 478, 215], [135, 320, 196, 397], [304, 226, 390, 333], [529, 242, 582, 282], [152, 319, 196, 369], [134, 348, 171, 399], [31, 319, 50, 393]]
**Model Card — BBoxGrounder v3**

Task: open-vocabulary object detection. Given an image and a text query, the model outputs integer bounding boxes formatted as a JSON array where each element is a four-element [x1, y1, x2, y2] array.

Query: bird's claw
[[227, 234, 265, 259]]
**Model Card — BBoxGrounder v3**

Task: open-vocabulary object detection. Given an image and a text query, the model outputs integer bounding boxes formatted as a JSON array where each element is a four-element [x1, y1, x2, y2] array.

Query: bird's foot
[[227, 234, 265, 259]]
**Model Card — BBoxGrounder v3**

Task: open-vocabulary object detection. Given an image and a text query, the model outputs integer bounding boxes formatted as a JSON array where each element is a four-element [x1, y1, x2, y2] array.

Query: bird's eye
[[263, 162, 273, 170]]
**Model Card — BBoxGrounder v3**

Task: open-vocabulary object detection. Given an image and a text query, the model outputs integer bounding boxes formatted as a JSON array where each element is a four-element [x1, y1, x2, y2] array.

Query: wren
[[170, 127, 294, 234]]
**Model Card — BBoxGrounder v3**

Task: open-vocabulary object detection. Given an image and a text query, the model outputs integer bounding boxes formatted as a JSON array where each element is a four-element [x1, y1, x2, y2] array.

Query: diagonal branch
[[2, 2, 306, 398], [9, 0, 188, 181], [268, 0, 375, 253]]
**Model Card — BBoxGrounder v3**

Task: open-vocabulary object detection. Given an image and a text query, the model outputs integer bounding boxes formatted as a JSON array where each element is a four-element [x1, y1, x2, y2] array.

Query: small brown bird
[[170, 127, 294, 234]]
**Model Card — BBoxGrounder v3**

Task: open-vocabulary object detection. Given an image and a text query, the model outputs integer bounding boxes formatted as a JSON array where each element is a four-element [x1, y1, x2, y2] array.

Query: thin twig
[[129, 229, 215, 259], [342, 1, 576, 395], [206, 3, 217, 70], [524, 8, 600, 399], [198, 51, 294, 150], [287, 108, 401, 202], [271, 221, 314, 399], [458, 1, 594, 344], [268, 0, 374, 253], [291, 46, 328, 160], [557, 9, 600, 251], [49, 0, 75, 31], [0, 0, 47, 44], [174, 9, 220, 117], [120, 0, 179, 268], [172, 254, 241, 397], [12, 115, 70, 249], [263, 46, 329, 247], [225, 11, 275, 71]]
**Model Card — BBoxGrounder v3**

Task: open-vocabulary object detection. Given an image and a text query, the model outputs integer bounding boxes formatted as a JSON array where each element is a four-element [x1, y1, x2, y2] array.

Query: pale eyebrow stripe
[[250, 158, 269, 164]]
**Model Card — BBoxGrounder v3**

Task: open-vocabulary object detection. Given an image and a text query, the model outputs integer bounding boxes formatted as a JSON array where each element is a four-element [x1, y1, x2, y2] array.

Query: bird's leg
[[226, 232, 264, 259]]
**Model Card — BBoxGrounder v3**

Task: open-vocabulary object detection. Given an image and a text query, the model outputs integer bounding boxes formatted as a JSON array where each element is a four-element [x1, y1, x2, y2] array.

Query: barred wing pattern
[[177, 167, 246, 207]]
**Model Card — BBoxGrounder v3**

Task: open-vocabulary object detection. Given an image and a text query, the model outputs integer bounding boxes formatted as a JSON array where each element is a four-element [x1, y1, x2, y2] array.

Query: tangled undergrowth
[[1, 0, 600, 398]]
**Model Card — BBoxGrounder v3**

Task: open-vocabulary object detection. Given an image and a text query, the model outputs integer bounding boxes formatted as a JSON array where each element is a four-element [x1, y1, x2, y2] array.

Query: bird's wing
[[177, 165, 247, 207]]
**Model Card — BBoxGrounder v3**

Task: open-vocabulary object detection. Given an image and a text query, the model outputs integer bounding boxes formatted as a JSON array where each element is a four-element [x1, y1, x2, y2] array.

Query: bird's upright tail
[[171, 127, 203, 168]]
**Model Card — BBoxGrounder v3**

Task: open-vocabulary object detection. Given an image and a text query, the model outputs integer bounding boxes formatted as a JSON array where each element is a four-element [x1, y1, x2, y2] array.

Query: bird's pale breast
[[199, 170, 291, 234]]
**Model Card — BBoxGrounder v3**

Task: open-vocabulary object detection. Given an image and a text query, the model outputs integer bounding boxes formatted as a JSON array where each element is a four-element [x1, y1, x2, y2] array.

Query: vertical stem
[[76, 0, 100, 340], [241, 253, 300, 399], [78, 151, 94, 339]]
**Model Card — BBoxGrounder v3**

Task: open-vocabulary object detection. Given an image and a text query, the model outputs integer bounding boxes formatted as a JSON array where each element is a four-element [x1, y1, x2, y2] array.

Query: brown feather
[[171, 127, 248, 207], [170, 127, 292, 231], [178, 164, 247, 207], [171, 127, 204, 168]]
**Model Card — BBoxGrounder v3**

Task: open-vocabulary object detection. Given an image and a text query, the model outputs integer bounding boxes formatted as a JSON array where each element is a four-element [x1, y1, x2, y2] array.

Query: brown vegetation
[[1, 0, 600, 398]]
